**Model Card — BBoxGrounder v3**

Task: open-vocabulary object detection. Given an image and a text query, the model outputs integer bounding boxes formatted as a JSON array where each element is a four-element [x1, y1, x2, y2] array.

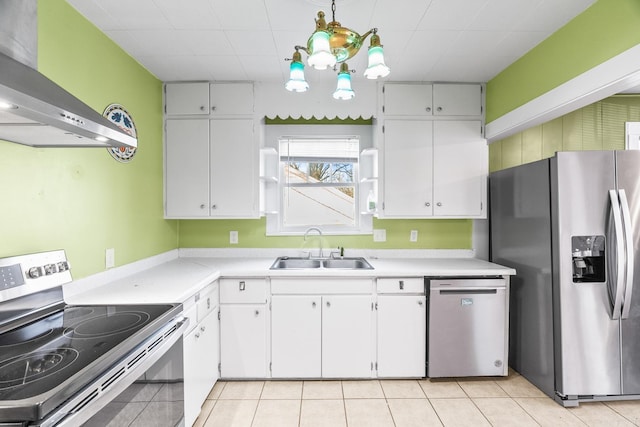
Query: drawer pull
[[207, 297, 211, 309], [239, 281, 246, 291], [399, 280, 404, 290], [418, 300, 423, 306], [312, 301, 317, 308], [255, 309, 260, 316], [195, 333, 200, 339], [201, 326, 206, 332], [326, 301, 331, 308]]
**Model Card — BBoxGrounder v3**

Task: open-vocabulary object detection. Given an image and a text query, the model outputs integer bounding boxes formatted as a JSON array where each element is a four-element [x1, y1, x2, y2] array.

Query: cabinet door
[[183, 312, 218, 426], [271, 295, 322, 378], [432, 84, 482, 116], [433, 121, 486, 217], [383, 120, 433, 217], [220, 304, 267, 378], [210, 83, 254, 115], [210, 119, 257, 217], [165, 82, 210, 115], [165, 119, 210, 217], [383, 83, 432, 116], [377, 295, 426, 377], [322, 295, 373, 378]]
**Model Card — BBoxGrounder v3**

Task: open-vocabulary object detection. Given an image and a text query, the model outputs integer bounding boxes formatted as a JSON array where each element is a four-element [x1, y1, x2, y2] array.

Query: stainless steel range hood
[[0, 1, 137, 149]]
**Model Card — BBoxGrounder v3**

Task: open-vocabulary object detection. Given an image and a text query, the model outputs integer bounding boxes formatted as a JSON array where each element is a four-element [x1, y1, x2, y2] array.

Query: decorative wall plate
[[103, 104, 137, 162]]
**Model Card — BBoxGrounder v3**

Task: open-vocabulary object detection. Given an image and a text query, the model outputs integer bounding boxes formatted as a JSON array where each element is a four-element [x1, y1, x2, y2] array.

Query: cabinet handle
[[207, 297, 210, 309], [312, 301, 317, 308], [211, 106, 217, 111], [212, 204, 217, 209], [195, 332, 201, 338], [437, 106, 443, 112], [239, 281, 246, 291], [418, 300, 423, 306], [255, 309, 260, 316], [399, 280, 404, 290], [200, 204, 206, 209], [425, 202, 430, 207], [201, 326, 206, 332], [199, 106, 206, 111], [437, 202, 442, 207], [426, 107, 431, 112], [326, 301, 331, 308]]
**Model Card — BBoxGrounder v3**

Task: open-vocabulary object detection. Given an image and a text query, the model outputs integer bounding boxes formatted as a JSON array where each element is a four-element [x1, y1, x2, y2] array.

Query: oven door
[[42, 316, 188, 427]]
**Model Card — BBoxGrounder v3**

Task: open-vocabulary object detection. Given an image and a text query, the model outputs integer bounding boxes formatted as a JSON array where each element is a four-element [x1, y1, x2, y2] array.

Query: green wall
[[489, 96, 640, 172], [486, 0, 640, 123], [0, 0, 178, 278], [178, 218, 472, 251]]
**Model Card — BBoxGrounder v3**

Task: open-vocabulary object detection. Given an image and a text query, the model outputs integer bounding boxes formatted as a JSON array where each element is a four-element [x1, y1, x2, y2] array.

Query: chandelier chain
[[331, 0, 336, 22]]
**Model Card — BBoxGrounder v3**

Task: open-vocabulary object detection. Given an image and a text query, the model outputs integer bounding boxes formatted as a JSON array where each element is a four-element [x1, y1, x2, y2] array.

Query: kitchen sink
[[322, 258, 374, 269], [270, 256, 373, 270], [270, 257, 321, 269]]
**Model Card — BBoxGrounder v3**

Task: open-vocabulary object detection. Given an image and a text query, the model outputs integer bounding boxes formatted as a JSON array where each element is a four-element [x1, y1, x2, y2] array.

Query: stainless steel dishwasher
[[428, 277, 508, 377]]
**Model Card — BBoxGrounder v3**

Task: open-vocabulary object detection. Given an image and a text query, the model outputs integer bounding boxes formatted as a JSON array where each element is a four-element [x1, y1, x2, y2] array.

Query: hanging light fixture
[[284, 0, 390, 99]]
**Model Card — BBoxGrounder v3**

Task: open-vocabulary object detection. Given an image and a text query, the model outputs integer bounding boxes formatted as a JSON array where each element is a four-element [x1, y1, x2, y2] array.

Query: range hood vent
[[0, 1, 137, 149]]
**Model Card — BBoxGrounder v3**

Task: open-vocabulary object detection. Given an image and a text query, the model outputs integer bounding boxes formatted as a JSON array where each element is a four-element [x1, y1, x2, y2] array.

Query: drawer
[[220, 278, 267, 303], [271, 278, 373, 294], [377, 278, 424, 294], [197, 284, 218, 323], [183, 304, 198, 334]]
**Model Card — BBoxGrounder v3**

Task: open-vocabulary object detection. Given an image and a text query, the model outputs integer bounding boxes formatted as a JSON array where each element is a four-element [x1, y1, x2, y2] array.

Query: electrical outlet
[[230, 231, 239, 244], [410, 230, 418, 242], [373, 229, 386, 242], [105, 248, 115, 269]]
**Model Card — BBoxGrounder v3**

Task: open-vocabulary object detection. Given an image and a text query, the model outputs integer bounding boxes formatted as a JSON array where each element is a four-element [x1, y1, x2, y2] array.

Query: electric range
[[0, 250, 187, 427]]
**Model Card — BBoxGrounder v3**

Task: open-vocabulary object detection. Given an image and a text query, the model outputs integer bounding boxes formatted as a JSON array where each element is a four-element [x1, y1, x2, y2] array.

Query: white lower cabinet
[[376, 295, 426, 377], [271, 290, 374, 379], [220, 304, 268, 378], [271, 295, 321, 378], [322, 295, 374, 378], [182, 281, 220, 427], [184, 310, 219, 426]]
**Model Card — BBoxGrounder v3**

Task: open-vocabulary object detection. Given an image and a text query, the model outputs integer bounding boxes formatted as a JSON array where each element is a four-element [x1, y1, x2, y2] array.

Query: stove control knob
[[28, 266, 43, 279], [44, 264, 57, 275]]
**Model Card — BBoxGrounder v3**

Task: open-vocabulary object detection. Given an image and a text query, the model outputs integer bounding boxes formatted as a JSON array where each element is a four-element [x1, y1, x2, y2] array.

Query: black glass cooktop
[[0, 304, 177, 402]]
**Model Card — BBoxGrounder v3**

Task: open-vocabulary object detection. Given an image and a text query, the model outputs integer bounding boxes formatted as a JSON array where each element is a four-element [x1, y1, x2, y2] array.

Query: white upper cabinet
[[382, 120, 433, 217], [432, 121, 487, 216], [383, 83, 482, 117], [164, 82, 258, 219], [383, 84, 433, 116], [165, 119, 210, 217], [165, 82, 210, 115], [210, 83, 254, 116], [432, 84, 482, 116], [381, 119, 486, 218]]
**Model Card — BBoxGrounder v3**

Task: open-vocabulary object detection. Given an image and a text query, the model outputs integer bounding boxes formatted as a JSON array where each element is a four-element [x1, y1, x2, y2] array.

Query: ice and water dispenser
[[572, 235, 605, 282]]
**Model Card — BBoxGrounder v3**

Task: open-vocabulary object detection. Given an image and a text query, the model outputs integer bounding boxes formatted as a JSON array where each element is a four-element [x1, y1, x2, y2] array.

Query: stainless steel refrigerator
[[490, 150, 640, 407]]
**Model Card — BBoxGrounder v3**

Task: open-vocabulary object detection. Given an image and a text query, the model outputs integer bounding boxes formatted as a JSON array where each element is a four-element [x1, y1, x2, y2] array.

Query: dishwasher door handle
[[438, 289, 498, 295]]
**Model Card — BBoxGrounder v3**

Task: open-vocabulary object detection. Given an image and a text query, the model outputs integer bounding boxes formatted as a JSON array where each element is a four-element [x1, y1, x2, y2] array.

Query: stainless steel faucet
[[303, 227, 324, 258]]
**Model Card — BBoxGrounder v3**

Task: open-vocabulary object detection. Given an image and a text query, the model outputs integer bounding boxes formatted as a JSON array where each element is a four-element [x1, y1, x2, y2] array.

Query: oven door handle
[[43, 316, 189, 427]]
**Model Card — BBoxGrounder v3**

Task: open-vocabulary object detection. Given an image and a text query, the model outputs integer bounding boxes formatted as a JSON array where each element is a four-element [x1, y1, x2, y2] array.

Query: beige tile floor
[[193, 371, 640, 427]]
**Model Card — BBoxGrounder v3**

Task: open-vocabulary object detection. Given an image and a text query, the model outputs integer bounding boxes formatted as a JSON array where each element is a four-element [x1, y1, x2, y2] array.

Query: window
[[266, 136, 372, 235]]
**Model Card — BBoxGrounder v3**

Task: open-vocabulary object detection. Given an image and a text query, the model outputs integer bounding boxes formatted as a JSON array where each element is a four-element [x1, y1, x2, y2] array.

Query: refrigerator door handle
[[609, 189, 625, 320], [619, 189, 634, 319]]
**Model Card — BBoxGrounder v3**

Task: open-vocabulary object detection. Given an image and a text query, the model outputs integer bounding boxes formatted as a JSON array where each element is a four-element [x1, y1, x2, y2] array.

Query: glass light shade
[[364, 45, 390, 79], [307, 31, 336, 70], [285, 60, 309, 92], [333, 70, 355, 100]]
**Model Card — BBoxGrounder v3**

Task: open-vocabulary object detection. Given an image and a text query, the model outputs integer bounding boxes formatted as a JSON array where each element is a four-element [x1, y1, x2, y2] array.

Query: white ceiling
[[65, 0, 596, 84]]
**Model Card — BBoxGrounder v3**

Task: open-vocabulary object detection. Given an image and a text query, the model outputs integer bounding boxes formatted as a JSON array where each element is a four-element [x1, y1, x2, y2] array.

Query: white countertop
[[64, 249, 516, 305]]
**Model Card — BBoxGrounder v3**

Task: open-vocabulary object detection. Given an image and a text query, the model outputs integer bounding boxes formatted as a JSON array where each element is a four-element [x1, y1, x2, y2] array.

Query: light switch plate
[[373, 229, 386, 242], [410, 230, 418, 242], [230, 231, 239, 244], [105, 248, 115, 269]]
